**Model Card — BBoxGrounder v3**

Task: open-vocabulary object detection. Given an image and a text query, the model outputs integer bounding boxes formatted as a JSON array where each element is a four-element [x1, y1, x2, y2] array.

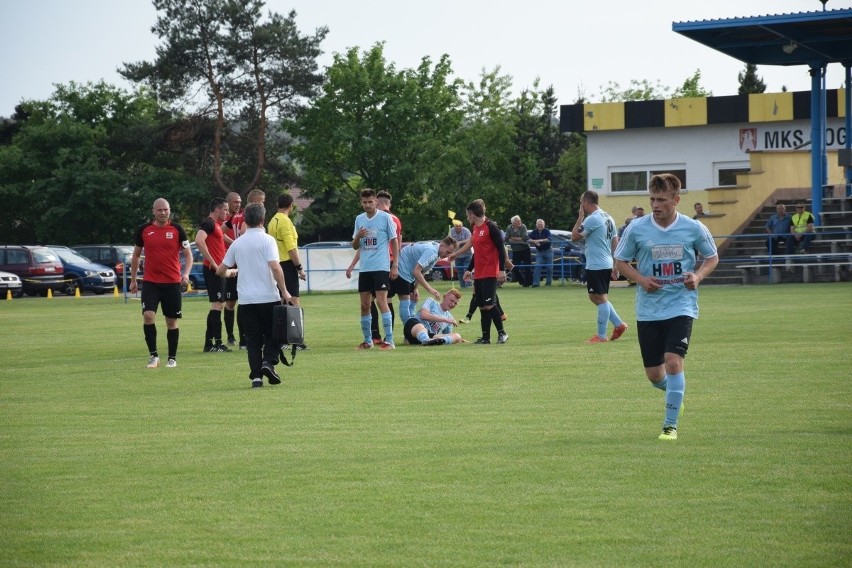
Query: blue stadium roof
[[673, 9, 852, 67]]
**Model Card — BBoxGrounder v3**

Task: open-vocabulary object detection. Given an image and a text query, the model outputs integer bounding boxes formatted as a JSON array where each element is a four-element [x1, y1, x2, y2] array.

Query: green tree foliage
[[738, 63, 767, 95], [0, 82, 207, 244], [597, 70, 711, 101], [291, 44, 464, 239], [121, 0, 326, 196]]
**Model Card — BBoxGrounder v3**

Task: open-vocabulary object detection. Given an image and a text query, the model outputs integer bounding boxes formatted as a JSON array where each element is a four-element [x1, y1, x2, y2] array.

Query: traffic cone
[[74, 286, 81, 298], [47, 288, 53, 299], [6, 289, 11, 301], [113, 286, 119, 297], [186, 279, 193, 293]]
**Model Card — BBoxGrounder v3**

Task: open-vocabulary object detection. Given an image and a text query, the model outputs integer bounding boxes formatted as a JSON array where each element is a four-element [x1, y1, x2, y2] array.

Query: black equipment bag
[[273, 303, 304, 367]]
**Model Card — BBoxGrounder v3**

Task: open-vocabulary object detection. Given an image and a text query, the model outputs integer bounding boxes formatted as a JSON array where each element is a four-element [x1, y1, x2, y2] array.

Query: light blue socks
[[399, 299, 412, 322], [596, 303, 608, 338], [664, 372, 685, 427], [382, 311, 394, 344], [607, 302, 623, 327], [361, 315, 372, 344]]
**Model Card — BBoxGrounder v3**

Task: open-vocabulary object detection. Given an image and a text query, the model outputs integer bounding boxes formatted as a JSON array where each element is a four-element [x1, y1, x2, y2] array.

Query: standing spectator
[[195, 197, 231, 352], [528, 218, 553, 287], [217, 203, 291, 388], [404, 288, 466, 346], [449, 220, 472, 288], [505, 215, 531, 286], [617, 217, 632, 238], [396, 237, 457, 321], [222, 192, 243, 347], [614, 173, 719, 441], [448, 199, 509, 344], [693, 202, 710, 219], [268, 192, 308, 349], [790, 202, 815, 253], [348, 188, 399, 349], [572, 190, 627, 344], [129, 198, 193, 369], [634, 207, 645, 218], [765, 204, 793, 255]]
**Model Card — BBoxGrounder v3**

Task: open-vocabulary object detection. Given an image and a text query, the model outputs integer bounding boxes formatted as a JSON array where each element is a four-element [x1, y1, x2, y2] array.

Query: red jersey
[[389, 213, 402, 260], [470, 218, 506, 279], [224, 210, 244, 248], [134, 221, 190, 284], [198, 216, 226, 267]]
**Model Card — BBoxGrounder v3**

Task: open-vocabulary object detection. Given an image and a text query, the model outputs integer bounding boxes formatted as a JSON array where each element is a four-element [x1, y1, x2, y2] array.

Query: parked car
[[0, 245, 65, 296], [180, 244, 207, 291], [0, 270, 23, 298], [506, 229, 586, 283], [47, 246, 116, 295], [72, 245, 137, 288]]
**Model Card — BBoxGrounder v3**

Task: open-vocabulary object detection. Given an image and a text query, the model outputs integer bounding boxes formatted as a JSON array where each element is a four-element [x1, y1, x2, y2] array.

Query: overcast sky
[[2, 0, 851, 116]]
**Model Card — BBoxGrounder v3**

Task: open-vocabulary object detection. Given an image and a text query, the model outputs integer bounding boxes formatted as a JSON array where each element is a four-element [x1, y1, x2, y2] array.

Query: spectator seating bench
[[736, 252, 852, 284]]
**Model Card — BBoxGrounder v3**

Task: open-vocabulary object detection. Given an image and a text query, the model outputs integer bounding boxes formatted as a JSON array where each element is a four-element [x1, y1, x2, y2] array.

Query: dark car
[[181, 244, 207, 291], [0, 245, 65, 296], [47, 246, 116, 295], [507, 229, 586, 283], [73, 245, 137, 288]]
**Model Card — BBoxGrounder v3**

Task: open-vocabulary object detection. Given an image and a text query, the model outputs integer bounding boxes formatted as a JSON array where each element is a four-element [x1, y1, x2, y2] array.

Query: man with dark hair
[[615, 173, 719, 441], [572, 190, 627, 344], [394, 236, 457, 321], [129, 198, 193, 369], [217, 203, 291, 388], [268, 192, 308, 350], [448, 199, 509, 344], [348, 188, 399, 349], [223, 192, 243, 347], [196, 197, 231, 352]]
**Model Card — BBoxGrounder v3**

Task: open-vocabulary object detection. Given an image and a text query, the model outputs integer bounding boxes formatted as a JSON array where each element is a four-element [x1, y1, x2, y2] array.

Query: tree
[[291, 44, 464, 240], [597, 70, 711, 101], [738, 63, 766, 94], [673, 69, 712, 98], [121, 0, 327, 195], [0, 82, 208, 244]]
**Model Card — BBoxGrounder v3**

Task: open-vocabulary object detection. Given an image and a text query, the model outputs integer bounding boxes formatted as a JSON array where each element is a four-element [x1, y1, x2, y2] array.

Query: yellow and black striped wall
[[559, 89, 847, 133]]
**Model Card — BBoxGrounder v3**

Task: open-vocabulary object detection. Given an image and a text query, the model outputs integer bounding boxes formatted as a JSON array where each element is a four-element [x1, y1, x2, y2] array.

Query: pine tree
[[738, 63, 766, 94]]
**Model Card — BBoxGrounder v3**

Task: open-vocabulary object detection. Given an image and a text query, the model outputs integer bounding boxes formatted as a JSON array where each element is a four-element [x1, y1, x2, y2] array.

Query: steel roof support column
[[810, 64, 825, 225]]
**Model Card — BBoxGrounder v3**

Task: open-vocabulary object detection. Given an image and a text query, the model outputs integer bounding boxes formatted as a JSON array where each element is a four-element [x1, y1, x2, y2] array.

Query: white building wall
[[587, 118, 847, 195]]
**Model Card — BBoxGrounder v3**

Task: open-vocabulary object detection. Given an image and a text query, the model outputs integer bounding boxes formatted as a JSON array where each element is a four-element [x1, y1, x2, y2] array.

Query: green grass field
[[1, 282, 850, 567]]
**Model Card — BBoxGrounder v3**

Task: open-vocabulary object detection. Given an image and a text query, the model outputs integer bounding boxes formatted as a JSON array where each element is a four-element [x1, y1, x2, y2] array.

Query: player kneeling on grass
[[403, 288, 467, 346]]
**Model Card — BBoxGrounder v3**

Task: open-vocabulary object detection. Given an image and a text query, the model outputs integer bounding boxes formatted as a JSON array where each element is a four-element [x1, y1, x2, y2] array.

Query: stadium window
[[610, 167, 686, 192], [717, 167, 749, 186]]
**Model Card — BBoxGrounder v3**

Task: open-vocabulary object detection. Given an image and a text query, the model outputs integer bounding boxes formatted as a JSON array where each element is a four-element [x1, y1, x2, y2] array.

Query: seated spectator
[[765, 204, 793, 255], [634, 207, 645, 218], [403, 288, 466, 346], [790, 202, 815, 253], [693, 202, 710, 219]]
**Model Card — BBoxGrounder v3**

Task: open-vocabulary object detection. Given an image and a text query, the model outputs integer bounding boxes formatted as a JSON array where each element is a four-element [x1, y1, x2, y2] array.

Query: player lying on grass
[[403, 288, 466, 346]]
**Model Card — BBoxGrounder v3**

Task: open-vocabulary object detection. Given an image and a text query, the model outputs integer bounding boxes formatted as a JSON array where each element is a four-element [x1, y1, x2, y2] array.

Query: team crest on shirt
[[165, 231, 174, 239]]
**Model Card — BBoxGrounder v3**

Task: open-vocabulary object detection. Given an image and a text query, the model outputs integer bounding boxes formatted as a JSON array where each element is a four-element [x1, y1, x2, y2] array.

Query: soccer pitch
[[1, 282, 850, 566]]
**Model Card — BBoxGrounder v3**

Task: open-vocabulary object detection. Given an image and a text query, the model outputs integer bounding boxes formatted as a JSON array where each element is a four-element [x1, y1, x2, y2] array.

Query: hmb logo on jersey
[[652, 262, 683, 277]]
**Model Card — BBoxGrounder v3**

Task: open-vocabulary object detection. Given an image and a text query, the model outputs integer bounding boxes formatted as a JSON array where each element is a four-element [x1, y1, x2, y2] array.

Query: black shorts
[[280, 260, 300, 297], [473, 278, 498, 308], [585, 268, 613, 295], [389, 277, 414, 298], [224, 273, 238, 301], [140, 281, 183, 319], [403, 317, 430, 344], [203, 265, 226, 303], [359, 271, 391, 294], [637, 316, 694, 367]]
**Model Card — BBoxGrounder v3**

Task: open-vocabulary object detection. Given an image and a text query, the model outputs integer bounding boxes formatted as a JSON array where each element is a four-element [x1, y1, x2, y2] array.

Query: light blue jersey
[[614, 212, 718, 321], [415, 297, 453, 335], [353, 210, 397, 272], [580, 209, 618, 270], [398, 242, 440, 284]]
